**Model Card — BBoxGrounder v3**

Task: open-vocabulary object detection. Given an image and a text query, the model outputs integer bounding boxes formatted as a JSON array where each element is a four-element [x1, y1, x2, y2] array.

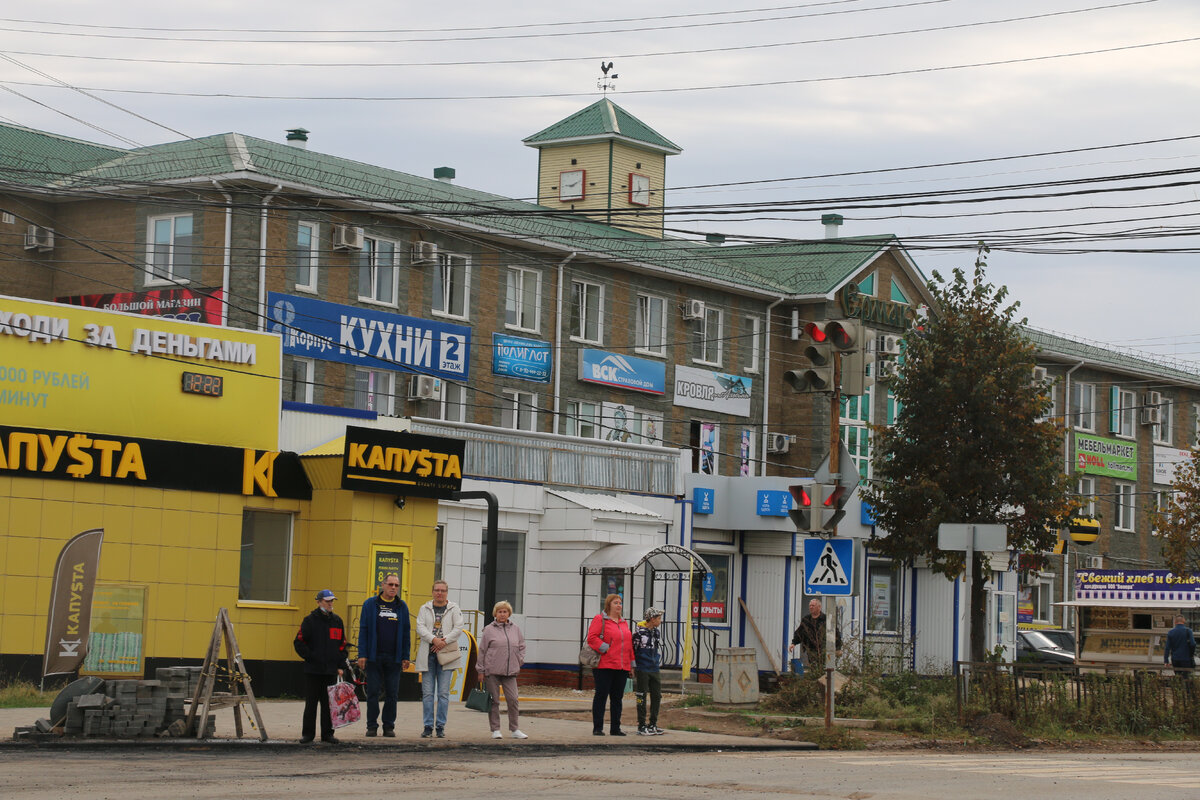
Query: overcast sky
[[2, 1, 1198, 364]]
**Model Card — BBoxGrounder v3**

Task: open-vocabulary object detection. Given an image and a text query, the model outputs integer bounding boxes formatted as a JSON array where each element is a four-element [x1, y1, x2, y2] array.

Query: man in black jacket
[[791, 598, 842, 671], [293, 589, 347, 743]]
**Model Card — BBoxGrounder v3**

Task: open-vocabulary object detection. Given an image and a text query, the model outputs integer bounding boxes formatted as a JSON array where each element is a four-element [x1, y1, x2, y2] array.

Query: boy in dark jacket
[[633, 607, 665, 735], [293, 589, 347, 743]]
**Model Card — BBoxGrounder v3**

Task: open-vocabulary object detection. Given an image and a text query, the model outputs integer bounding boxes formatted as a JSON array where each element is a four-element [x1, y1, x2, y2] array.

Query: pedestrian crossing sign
[[803, 538, 855, 596]]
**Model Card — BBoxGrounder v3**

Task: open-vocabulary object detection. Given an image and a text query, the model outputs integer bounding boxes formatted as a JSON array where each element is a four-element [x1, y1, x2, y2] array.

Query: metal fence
[[956, 661, 1200, 734]]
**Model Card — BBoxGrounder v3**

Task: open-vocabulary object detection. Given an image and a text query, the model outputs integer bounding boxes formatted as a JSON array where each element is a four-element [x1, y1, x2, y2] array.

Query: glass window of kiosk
[[690, 554, 730, 625], [1078, 606, 1196, 662], [238, 510, 293, 603]]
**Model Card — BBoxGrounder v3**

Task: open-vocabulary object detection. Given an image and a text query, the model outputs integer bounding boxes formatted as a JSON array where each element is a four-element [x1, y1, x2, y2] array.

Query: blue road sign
[[803, 538, 855, 596]]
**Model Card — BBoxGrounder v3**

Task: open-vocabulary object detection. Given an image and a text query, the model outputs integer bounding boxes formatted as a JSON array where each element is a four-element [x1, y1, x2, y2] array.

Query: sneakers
[[637, 726, 653, 736], [365, 728, 377, 737], [382, 728, 395, 738], [421, 727, 433, 738], [511, 730, 528, 739], [436, 728, 445, 738], [491, 730, 503, 739], [650, 726, 666, 735]]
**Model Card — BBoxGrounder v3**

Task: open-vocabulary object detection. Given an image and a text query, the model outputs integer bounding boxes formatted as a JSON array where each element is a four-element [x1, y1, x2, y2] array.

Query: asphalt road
[[4, 748, 1200, 799]]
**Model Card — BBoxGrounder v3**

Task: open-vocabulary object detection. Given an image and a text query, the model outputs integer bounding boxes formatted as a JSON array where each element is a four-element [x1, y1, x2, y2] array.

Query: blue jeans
[[422, 653, 451, 730], [365, 656, 402, 731]]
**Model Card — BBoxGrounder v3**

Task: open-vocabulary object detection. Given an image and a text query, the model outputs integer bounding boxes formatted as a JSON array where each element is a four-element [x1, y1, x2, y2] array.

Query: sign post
[[937, 523, 1007, 667]]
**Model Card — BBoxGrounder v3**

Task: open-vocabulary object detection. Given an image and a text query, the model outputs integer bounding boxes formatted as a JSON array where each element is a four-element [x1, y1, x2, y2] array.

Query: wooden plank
[[738, 597, 781, 676], [186, 616, 223, 737]]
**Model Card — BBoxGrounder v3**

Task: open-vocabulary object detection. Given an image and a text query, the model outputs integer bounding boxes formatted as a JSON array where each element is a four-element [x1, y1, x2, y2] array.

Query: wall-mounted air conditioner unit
[[411, 240, 438, 264], [332, 224, 365, 250], [876, 360, 900, 380], [408, 374, 442, 401], [877, 334, 902, 356], [1139, 405, 1161, 425], [1144, 390, 1163, 407], [1087, 555, 1104, 569], [1031, 366, 1049, 384], [766, 432, 791, 454], [683, 299, 706, 321], [24, 225, 54, 252]]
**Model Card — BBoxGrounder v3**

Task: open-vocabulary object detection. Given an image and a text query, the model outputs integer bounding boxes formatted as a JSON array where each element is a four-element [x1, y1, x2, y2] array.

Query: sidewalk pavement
[[2, 692, 817, 751]]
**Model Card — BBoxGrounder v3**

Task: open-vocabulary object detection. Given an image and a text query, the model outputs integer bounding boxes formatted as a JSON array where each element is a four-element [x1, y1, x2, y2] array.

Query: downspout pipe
[[552, 252, 578, 432], [760, 296, 787, 474], [258, 185, 283, 330], [1061, 359, 1086, 629], [211, 180, 233, 327]]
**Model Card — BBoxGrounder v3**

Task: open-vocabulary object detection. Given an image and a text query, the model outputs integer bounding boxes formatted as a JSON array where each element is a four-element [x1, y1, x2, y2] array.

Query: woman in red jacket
[[585, 593, 634, 736]]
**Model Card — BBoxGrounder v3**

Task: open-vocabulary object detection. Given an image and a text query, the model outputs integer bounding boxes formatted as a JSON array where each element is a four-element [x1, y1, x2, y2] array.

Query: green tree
[[863, 248, 1073, 662], [1150, 449, 1200, 575]]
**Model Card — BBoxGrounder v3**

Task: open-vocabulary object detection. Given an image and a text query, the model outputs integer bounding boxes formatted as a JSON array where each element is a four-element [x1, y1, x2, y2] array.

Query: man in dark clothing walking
[[357, 573, 411, 737], [791, 598, 842, 670], [1164, 614, 1196, 676], [293, 589, 347, 743]]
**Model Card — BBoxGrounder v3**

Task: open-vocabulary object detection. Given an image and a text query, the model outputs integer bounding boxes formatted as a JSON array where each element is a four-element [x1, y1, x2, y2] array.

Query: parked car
[[1016, 630, 1075, 664], [1035, 628, 1076, 654]]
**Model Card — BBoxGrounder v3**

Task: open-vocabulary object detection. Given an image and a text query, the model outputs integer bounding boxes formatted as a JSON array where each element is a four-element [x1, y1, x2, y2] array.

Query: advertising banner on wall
[[267, 292, 471, 382], [578, 349, 666, 394], [1153, 445, 1193, 486], [672, 364, 752, 417], [56, 287, 225, 325], [491, 333, 551, 383], [1074, 569, 1200, 602], [43, 528, 105, 677], [81, 584, 147, 677], [0, 424, 312, 499], [1, 295, 281, 451], [1074, 432, 1137, 479], [341, 426, 465, 500]]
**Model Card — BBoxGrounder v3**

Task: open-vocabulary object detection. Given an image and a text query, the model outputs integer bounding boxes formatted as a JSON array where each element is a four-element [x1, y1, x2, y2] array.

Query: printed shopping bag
[[327, 678, 362, 729]]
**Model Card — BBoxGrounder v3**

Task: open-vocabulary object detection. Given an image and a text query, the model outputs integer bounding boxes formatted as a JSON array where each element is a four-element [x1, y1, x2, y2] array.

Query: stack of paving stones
[[16, 666, 215, 740]]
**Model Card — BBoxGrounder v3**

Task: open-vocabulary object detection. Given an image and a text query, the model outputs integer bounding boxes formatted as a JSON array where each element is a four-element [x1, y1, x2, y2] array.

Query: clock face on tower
[[629, 173, 650, 206], [559, 169, 585, 202]]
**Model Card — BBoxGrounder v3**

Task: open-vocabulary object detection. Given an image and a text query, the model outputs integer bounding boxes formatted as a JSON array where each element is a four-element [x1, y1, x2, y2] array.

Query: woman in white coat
[[415, 580, 464, 737]]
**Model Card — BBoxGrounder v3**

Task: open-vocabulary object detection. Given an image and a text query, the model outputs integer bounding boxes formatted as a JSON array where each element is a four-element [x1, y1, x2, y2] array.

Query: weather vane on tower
[[597, 61, 618, 94]]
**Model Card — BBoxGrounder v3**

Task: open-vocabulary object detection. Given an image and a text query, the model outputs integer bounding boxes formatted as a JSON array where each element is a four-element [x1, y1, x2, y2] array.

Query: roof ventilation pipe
[[822, 213, 843, 239], [285, 128, 309, 149], [434, 167, 456, 183]]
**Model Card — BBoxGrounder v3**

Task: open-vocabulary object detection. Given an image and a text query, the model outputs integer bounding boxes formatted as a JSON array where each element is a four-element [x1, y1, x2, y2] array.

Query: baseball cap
[[316, 589, 336, 601], [644, 606, 664, 620]]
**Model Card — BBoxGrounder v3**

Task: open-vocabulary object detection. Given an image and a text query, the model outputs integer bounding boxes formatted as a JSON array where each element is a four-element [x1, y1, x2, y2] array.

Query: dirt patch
[[965, 713, 1034, 749]]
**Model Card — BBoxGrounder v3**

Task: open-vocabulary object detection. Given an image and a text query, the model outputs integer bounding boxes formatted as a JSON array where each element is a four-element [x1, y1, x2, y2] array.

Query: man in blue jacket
[[357, 573, 411, 737], [1164, 614, 1196, 676]]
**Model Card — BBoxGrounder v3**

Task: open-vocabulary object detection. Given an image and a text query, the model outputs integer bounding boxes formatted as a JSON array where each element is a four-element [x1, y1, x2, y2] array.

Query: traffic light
[[788, 484, 816, 531], [832, 321, 874, 397], [817, 482, 848, 531], [783, 321, 834, 392], [789, 482, 846, 532]]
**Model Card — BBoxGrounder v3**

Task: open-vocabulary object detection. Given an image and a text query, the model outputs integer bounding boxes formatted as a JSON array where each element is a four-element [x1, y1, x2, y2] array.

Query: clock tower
[[523, 99, 681, 238]]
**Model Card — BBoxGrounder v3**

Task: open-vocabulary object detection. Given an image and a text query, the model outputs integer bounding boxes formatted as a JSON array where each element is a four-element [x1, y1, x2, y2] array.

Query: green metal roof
[[1024, 326, 1200, 386], [715, 237, 897, 295], [0, 123, 125, 187], [522, 99, 682, 155]]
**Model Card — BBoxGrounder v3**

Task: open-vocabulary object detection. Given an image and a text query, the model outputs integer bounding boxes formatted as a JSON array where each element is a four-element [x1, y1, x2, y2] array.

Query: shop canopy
[[579, 543, 712, 580]]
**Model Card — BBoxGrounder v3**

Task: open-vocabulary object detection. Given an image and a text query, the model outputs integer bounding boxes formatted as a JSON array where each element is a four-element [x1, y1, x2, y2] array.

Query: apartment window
[[1077, 476, 1096, 517], [501, 390, 536, 431], [357, 236, 399, 304], [1153, 399, 1173, 445], [695, 305, 723, 366], [1154, 489, 1172, 534], [433, 252, 470, 318], [692, 421, 719, 475], [565, 400, 601, 438], [480, 530, 525, 614], [1071, 382, 1095, 431], [440, 381, 466, 422], [1112, 387, 1136, 438], [866, 561, 900, 633], [1114, 482, 1135, 531], [570, 280, 603, 343], [146, 213, 195, 284], [1035, 382, 1056, 424], [1194, 403, 1200, 446], [354, 368, 396, 416], [295, 221, 319, 292], [238, 510, 293, 603], [840, 387, 873, 481], [744, 316, 761, 373], [1028, 580, 1054, 624], [505, 267, 540, 331], [739, 428, 756, 476], [290, 357, 315, 404], [635, 294, 667, 355]]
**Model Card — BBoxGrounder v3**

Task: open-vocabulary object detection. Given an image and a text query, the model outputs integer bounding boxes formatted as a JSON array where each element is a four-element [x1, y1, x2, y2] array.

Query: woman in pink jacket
[[585, 593, 634, 736], [477, 600, 527, 739]]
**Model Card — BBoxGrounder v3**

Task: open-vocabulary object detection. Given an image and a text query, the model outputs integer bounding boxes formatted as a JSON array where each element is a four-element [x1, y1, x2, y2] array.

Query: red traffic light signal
[[788, 484, 816, 532]]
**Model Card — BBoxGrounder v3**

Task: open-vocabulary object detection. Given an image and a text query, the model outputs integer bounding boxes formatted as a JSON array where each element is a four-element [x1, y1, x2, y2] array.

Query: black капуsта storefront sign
[[341, 426, 464, 500], [0, 424, 310, 499]]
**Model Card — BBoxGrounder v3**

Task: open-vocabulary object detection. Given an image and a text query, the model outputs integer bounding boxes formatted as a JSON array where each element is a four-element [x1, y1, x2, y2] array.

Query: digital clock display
[[181, 371, 223, 397]]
